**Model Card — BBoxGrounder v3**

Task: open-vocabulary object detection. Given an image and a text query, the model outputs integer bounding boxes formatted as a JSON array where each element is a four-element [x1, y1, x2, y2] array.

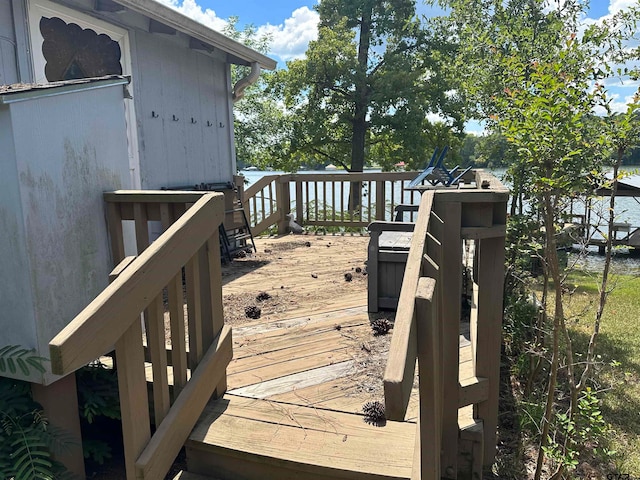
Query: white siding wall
[[0, 84, 130, 384], [133, 31, 234, 188]]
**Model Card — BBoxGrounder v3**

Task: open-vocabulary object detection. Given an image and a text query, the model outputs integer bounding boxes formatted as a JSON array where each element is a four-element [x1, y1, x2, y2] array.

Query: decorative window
[[39, 16, 122, 81]]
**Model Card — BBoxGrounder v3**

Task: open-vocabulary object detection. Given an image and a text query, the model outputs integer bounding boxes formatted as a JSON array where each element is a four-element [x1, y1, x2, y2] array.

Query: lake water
[[239, 167, 640, 274]]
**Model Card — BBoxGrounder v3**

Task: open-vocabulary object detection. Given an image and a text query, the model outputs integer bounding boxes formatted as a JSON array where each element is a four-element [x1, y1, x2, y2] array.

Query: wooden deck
[[183, 234, 475, 479]]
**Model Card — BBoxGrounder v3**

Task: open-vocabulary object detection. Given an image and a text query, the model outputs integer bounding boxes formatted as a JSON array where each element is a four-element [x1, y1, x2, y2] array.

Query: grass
[[559, 271, 640, 475]]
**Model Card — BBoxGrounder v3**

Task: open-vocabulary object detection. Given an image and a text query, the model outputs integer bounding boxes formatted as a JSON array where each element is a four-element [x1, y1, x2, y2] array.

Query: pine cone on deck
[[371, 318, 392, 336], [362, 401, 386, 424]]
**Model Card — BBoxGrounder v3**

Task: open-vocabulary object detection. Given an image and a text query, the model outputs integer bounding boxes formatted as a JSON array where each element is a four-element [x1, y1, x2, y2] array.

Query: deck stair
[[183, 394, 415, 480]]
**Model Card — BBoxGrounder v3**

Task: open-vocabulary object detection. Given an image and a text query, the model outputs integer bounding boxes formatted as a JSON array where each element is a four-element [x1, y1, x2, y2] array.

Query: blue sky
[[157, 0, 639, 131]]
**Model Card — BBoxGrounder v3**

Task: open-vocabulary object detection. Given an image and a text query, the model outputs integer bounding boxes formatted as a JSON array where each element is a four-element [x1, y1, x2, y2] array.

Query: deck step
[[185, 394, 415, 480]]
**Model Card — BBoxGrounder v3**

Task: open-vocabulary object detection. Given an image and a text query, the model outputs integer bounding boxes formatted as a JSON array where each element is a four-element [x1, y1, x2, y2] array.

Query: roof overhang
[[112, 0, 277, 70], [0, 75, 130, 104], [594, 173, 640, 197]]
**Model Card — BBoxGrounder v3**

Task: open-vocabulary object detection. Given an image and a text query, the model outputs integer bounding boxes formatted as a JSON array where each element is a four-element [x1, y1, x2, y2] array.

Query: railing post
[[375, 180, 386, 220], [415, 277, 441, 480], [435, 199, 462, 479], [474, 234, 505, 466], [296, 180, 304, 227], [116, 320, 151, 480], [206, 232, 228, 397], [277, 177, 291, 235]]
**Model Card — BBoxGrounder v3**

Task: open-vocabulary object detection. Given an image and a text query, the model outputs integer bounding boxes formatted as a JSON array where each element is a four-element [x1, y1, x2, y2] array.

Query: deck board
[[187, 395, 415, 480], [180, 235, 481, 477]]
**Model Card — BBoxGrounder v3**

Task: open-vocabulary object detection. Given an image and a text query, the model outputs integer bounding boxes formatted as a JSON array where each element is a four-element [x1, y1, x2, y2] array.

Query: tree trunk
[[534, 192, 564, 480], [348, 3, 372, 211]]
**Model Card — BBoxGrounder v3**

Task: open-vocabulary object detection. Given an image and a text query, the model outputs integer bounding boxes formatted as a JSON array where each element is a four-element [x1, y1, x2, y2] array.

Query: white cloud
[[154, 0, 228, 32], [257, 7, 320, 61], [608, 0, 638, 15]]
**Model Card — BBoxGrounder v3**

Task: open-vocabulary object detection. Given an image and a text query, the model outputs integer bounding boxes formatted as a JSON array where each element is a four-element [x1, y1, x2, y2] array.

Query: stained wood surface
[[182, 234, 478, 477], [187, 395, 415, 480]]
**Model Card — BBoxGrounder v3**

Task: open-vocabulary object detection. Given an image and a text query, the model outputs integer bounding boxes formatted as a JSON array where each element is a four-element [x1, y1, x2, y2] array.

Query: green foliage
[[75, 360, 120, 467], [0, 345, 47, 377], [543, 387, 611, 473], [76, 361, 120, 424], [0, 356, 74, 480], [274, 0, 461, 172], [222, 18, 289, 170], [81, 438, 112, 466]]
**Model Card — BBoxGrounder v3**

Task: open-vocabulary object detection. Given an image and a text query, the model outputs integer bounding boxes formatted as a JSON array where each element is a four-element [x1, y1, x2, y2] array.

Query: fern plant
[[0, 347, 75, 480], [0, 345, 48, 377]]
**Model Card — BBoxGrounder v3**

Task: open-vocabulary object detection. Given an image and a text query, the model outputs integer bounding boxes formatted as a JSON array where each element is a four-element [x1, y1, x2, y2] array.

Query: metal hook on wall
[[151, 111, 159, 118], [172, 114, 179, 122], [206, 121, 213, 127], [191, 117, 197, 124]]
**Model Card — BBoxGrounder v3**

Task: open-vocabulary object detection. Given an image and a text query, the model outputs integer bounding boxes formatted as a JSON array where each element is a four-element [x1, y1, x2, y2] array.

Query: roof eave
[[112, 0, 277, 70]]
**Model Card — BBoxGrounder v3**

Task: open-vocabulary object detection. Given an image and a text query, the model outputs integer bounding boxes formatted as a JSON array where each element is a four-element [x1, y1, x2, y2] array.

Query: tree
[[222, 19, 289, 170], [429, 0, 640, 476], [275, 0, 461, 175]]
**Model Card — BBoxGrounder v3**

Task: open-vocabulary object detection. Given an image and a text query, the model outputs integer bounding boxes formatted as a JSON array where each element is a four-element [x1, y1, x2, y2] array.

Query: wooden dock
[[181, 235, 475, 480]]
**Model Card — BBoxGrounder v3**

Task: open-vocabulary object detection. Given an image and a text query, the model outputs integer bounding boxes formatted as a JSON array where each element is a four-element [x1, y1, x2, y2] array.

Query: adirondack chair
[[407, 146, 449, 188], [428, 160, 473, 187]]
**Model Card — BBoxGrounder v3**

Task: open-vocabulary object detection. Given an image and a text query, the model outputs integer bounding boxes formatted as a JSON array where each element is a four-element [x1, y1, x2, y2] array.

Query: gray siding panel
[[6, 84, 130, 383], [133, 31, 234, 188], [0, 105, 38, 356], [0, 0, 19, 85]]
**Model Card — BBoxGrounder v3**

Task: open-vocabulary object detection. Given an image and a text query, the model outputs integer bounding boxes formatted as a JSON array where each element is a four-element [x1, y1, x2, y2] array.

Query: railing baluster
[[186, 255, 204, 367], [332, 181, 336, 222], [296, 181, 303, 225], [340, 181, 345, 222], [261, 186, 266, 225], [375, 180, 385, 220], [206, 233, 227, 397], [305, 181, 310, 223], [314, 181, 319, 221], [115, 319, 151, 480], [106, 202, 125, 264], [147, 294, 170, 424], [167, 271, 187, 397]]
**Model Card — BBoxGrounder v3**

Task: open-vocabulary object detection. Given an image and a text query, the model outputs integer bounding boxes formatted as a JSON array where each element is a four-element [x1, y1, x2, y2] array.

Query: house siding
[[0, 83, 130, 384], [133, 31, 234, 188], [0, 0, 19, 85]]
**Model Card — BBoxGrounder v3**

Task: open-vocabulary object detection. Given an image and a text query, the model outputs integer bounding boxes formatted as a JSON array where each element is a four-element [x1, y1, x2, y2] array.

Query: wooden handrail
[[243, 174, 281, 199], [50, 191, 230, 480], [241, 171, 431, 235], [49, 193, 224, 374], [383, 191, 435, 420]]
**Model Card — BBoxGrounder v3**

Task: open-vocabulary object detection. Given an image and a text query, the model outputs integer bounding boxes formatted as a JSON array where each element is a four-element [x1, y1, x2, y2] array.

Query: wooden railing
[[383, 171, 508, 479], [242, 171, 427, 234], [49, 191, 231, 480]]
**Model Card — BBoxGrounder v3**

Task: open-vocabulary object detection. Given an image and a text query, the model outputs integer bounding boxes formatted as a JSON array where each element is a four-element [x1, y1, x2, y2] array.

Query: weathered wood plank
[[187, 395, 414, 480], [228, 360, 355, 399]]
